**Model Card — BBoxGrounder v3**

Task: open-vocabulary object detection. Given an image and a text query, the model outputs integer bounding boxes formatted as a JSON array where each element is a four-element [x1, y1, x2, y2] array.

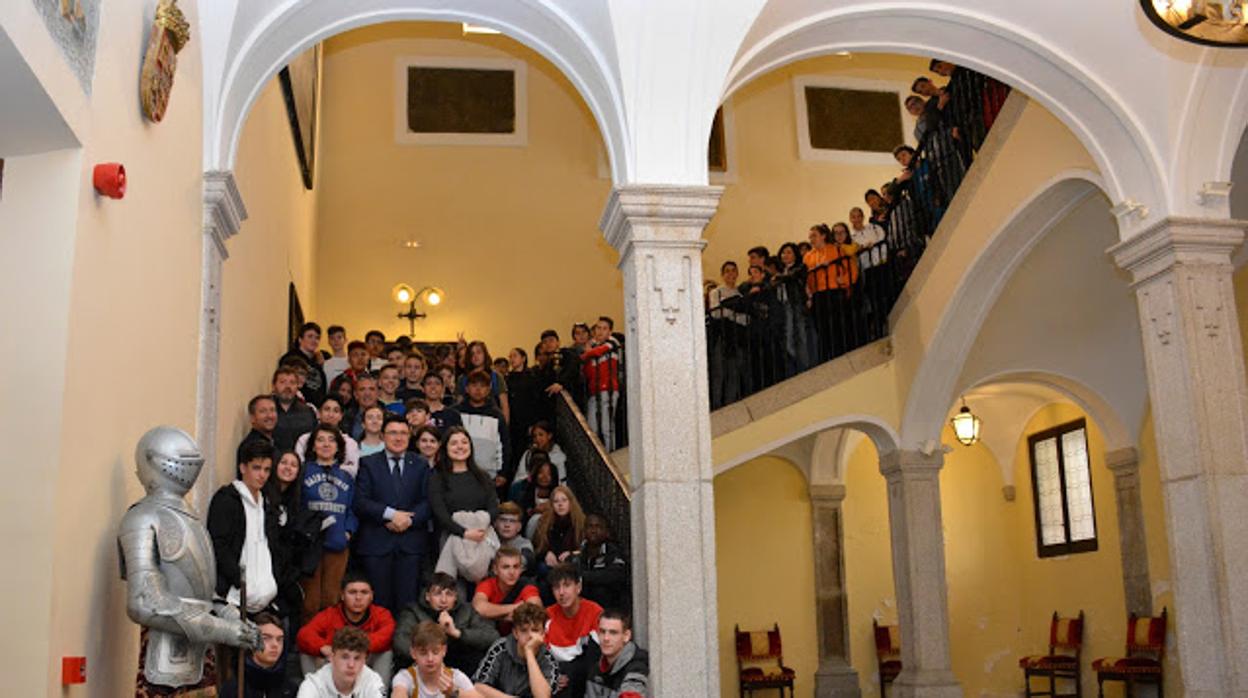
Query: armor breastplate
[[120, 498, 218, 687]]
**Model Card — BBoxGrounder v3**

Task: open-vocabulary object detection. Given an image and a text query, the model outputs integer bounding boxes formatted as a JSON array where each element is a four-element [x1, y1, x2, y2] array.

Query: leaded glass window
[[1028, 419, 1098, 557]]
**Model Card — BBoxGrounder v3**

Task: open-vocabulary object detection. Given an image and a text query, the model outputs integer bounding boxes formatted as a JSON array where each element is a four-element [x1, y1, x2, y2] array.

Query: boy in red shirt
[[545, 564, 603, 695], [297, 571, 396, 688], [473, 547, 543, 635]]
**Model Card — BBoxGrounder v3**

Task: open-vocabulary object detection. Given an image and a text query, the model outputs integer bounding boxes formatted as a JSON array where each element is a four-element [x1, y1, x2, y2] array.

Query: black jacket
[[393, 595, 499, 673], [586, 643, 649, 698], [579, 541, 630, 613], [219, 638, 298, 697], [206, 483, 298, 612], [279, 347, 328, 405], [273, 399, 317, 452]]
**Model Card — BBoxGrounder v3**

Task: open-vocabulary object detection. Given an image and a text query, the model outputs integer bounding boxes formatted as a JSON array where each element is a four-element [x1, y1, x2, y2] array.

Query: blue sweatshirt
[[301, 461, 357, 552]]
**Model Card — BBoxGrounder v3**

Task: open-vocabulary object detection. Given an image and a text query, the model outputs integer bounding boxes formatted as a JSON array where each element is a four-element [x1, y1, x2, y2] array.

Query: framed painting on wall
[[279, 43, 321, 190], [287, 282, 304, 350]]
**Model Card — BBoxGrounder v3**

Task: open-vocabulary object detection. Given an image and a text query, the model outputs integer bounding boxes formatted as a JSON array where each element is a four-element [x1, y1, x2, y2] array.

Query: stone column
[[879, 449, 961, 698], [600, 185, 722, 697], [195, 171, 246, 512], [1110, 217, 1248, 697], [810, 484, 862, 697], [1105, 447, 1152, 617]]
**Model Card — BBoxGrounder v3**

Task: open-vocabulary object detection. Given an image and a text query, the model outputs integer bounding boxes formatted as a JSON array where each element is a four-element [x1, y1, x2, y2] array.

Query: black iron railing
[[554, 391, 631, 551], [707, 67, 1010, 409]]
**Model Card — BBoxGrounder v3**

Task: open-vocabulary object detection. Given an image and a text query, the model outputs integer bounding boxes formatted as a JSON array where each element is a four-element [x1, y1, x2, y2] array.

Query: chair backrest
[[873, 619, 901, 660], [1048, 610, 1085, 657], [1126, 607, 1167, 660], [735, 623, 784, 661]]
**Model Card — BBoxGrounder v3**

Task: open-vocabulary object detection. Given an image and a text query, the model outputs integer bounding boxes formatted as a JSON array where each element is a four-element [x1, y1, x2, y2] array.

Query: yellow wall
[[312, 27, 932, 353], [215, 76, 321, 483], [714, 456, 820, 698], [0, 6, 318, 695], [313, 23, 617, 353], [1002, 405, 1126, 696], [841, 435, 896, 697], [719, 403, 1164, 697], [705, 53, 930, 278], [39, 1, 208, 695], [888, 98, 1100, 412]]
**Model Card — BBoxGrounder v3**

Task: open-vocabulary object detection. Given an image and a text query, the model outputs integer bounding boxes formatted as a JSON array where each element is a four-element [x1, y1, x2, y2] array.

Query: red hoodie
[[296, 603, 395, 656]]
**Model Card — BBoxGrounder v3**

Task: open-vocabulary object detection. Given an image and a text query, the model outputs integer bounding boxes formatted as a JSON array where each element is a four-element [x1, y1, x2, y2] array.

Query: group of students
[[206, 322, 639, 696], [226, 564, 644, 698], [705, 59, 1008, 408]]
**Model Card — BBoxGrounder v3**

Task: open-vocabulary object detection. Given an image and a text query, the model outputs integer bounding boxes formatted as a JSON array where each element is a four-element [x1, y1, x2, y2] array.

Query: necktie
[[391, 456, 403, 488]]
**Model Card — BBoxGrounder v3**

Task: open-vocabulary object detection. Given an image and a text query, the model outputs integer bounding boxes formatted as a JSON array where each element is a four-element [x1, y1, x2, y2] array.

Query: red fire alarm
[[62, 656, 86, 685], [92, 162, 126, 199]]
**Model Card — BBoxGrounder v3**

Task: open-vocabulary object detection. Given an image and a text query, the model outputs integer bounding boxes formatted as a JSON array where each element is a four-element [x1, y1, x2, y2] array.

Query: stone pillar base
[[893, 668, 962, 698], [814, 659, 861, 697]]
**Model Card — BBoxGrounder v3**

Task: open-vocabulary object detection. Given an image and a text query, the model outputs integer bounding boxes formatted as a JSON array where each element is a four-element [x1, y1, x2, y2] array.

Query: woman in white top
[[510, 420, 567, 487], [294, 396, 360, 477], [357, 405, 387, 458]]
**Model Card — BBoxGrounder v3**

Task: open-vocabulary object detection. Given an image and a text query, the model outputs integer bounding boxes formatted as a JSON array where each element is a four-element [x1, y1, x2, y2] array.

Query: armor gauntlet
[[119, 528, 262, 650]]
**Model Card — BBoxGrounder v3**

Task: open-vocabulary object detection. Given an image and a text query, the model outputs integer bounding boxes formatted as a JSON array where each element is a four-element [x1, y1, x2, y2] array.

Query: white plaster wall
[[957, 194, 1148, 446], [199, 1, 1248, 218], [0, 147, 83, 697]]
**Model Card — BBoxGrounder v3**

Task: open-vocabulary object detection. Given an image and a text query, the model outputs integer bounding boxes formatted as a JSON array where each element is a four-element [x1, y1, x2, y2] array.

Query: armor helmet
[[134, 426, 204, 496]]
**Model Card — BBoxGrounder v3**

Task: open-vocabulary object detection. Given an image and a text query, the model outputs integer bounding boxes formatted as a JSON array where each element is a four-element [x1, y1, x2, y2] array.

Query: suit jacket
[[353, 450, 432, 556]]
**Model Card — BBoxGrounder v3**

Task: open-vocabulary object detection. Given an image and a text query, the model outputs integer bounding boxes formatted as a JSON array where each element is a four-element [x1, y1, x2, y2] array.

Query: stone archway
[[722, 4, 1166, 236], [205, 1, 629, 181]]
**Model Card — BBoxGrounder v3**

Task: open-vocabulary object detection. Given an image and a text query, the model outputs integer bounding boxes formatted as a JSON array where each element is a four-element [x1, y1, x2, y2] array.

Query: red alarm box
[[92, 162, 126, 199], [62, 656, 86, 685]]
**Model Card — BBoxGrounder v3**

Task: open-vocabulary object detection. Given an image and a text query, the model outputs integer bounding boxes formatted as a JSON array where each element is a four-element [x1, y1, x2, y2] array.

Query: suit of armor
[[117, 426, 260, 688]]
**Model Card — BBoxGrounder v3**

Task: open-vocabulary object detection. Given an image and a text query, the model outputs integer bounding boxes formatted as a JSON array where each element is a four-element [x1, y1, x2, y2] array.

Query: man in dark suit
[[352, 414, 431, 613]]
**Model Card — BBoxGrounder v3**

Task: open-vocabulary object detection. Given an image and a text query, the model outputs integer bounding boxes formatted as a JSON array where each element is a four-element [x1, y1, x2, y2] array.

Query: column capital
[[1109, 216, 1246, 286], [599, 185, 722, 252], [810, 483, 847, 504], [879, 449, 944, 478], [1105, 446, 1140, 475], [203, 170, 247, 259]]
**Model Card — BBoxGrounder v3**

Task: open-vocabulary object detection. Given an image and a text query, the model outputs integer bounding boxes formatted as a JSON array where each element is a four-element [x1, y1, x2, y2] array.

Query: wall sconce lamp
[[950, 397, 982, 447], [392, 284, 444, 337]]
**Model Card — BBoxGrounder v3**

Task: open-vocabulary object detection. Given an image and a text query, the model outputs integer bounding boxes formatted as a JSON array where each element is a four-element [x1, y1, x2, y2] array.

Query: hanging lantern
[[1141, 0, 1248, 48], [950, 398, 982, 447]]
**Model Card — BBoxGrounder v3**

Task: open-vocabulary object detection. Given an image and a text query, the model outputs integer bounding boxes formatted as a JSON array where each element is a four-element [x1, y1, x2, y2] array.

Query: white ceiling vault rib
[[197, 1, 1245, 220], [202, 0, 632, 182]]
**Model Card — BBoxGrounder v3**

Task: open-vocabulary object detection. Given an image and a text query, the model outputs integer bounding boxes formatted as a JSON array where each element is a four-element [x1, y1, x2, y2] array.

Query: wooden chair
[[734, 623, 796, 697], [1092, 607, 1167, 698], [1019, 611, 1084, 697], [873, 619, 902, 696]]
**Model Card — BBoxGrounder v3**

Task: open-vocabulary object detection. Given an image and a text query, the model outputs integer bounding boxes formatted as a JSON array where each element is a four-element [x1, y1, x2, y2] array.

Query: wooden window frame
[[1027, 418, 1099, 558]]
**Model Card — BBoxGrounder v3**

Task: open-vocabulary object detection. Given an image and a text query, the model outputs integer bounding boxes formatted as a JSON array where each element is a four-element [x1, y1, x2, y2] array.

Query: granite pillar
[[600, 185, 722, 697], [1111, 217, 1248, 696]]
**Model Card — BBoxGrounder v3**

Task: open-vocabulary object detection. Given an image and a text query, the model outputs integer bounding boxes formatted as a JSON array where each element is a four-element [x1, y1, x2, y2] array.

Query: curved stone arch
[[721, 4, 1165, 233], [714, 413, 900, 478], [1169, 50, 1248, 217], [958, 369, 1135, 488], [965, 369, 1133, 451], [897, 170, 1108, 449], [208, 1, 629, 181]]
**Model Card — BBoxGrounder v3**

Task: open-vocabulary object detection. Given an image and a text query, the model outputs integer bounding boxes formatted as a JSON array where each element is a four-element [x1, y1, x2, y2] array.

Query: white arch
[[207, 1, 629, 181], [1170, 48, 1248, 217], [964, 370, 1132, 453], [714, 413, 899, 477], [898, 171, 1106, 448], [956, 369, 1135, 488], [723, 3, 1165, 236]]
